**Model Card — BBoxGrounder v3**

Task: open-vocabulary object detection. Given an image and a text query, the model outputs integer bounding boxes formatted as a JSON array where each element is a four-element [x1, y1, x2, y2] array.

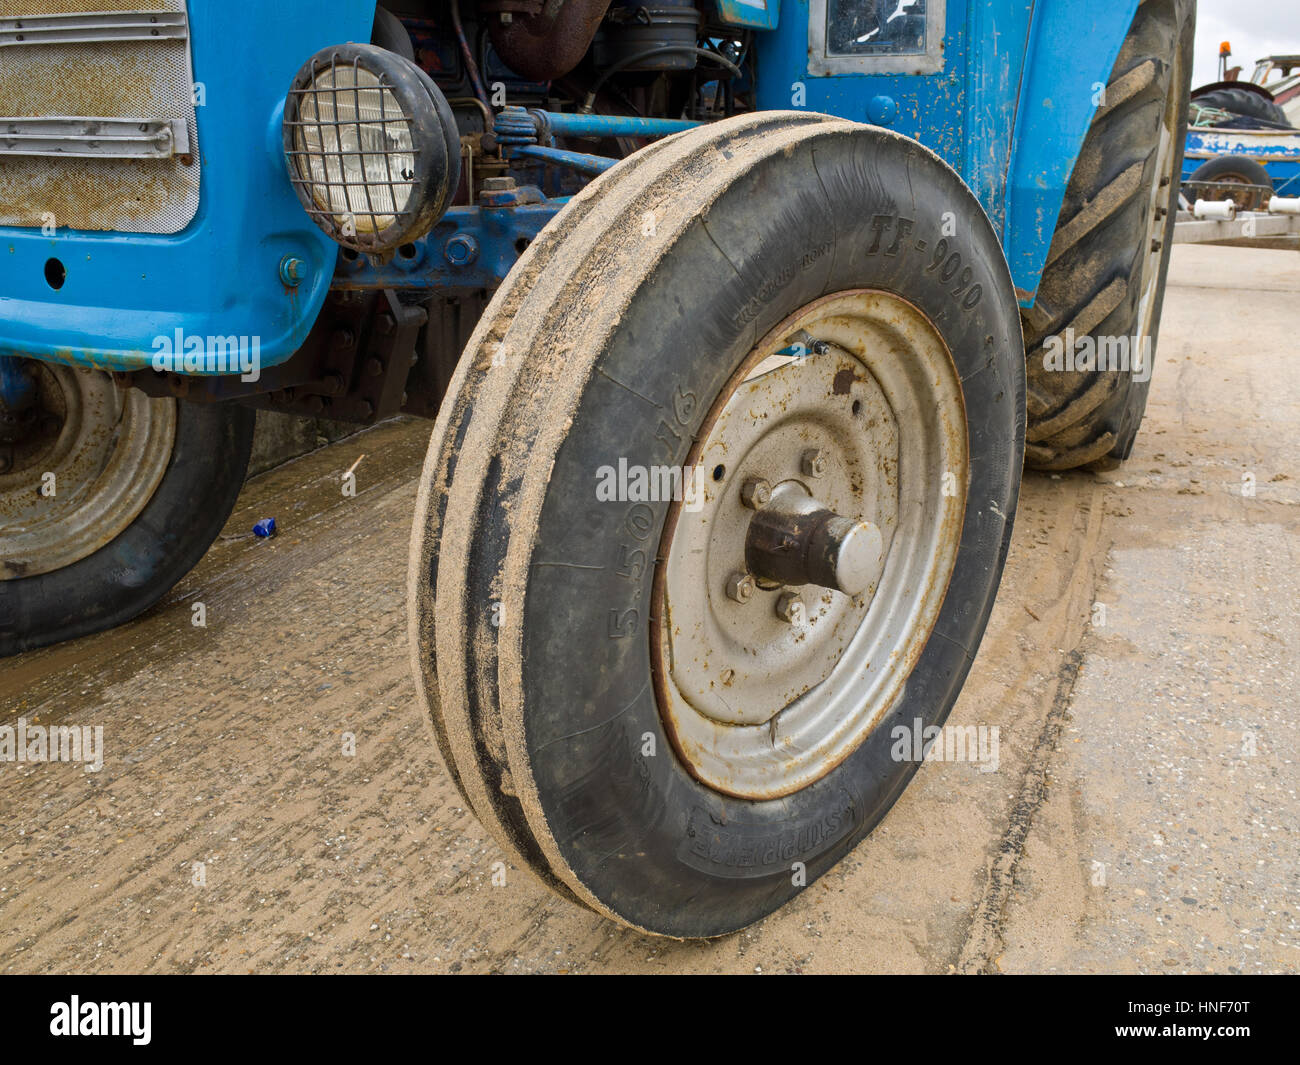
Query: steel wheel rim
[[0, 366, 177, 579], [651, 290, 969, 800]]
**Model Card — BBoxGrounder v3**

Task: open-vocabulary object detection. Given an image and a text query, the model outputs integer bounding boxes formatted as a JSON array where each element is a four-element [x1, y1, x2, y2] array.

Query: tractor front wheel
[[408, 112, 1024, 937]]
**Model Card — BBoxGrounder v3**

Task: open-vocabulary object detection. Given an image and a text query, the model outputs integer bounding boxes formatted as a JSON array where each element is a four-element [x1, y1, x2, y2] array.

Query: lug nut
[[740, 477, 772, 509], [800, 448, 828, 478], [775, 591, 805, 624], [726, 572, 756, 604]]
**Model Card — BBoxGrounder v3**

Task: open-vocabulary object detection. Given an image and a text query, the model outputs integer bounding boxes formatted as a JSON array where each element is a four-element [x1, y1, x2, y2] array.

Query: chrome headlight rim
[[283, 42, 459, 254]]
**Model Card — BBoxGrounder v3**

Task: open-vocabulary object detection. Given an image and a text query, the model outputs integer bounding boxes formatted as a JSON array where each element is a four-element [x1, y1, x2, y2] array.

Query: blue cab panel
[[756, 0, 1139, 302]]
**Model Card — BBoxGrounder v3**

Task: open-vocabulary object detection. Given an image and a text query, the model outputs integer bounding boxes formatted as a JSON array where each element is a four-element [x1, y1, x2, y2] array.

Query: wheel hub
[[652, 290, 968, 799], [0, 364, 177, 579], [744, 481, 885, 597]]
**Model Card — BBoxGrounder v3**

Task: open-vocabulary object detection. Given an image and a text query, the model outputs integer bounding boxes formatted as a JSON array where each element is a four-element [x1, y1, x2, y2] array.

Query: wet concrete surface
[[0, 245, 1295, 973]]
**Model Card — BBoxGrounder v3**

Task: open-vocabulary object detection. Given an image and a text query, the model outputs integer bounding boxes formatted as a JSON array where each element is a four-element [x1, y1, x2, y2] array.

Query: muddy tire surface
[[408, 112, 1024, 937]]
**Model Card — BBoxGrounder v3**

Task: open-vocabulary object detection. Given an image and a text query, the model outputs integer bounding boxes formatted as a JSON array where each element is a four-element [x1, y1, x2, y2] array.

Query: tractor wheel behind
[[1188, 154, 1275, 212], [0, 365, 254, 656], [1022, 0, 1196, 471], [1192, 86, 1290, 127]]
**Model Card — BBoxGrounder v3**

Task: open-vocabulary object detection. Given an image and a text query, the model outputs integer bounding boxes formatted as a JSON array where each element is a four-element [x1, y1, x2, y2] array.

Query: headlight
[[284, 43, 460, 254]]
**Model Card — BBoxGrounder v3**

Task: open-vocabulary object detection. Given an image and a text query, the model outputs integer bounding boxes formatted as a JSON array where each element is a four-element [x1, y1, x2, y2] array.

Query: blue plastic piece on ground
[[253, 518, 277, 539]]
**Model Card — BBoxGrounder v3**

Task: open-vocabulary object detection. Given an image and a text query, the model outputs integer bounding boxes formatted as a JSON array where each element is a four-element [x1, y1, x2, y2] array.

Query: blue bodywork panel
[[756, 0, 1139, 303], [1001, 0, 1137, 296], [0, 0, 1144, 371], [0, 1, 375, 373]]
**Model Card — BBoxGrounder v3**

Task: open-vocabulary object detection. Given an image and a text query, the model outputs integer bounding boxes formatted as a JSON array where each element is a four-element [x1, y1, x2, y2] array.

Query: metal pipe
[[488, 0, 613, 84], [450, 1, 491, 111], [512, 143, 618, 176], [541, 111, 699, 139], [448, 95, 495, 132]]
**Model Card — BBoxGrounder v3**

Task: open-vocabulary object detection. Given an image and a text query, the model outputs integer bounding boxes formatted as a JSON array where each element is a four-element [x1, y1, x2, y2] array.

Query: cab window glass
[[827, 0, 928, 57]]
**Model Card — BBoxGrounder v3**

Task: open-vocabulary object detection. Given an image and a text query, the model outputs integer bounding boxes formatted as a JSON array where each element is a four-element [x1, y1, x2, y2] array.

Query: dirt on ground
[[0, 244, 1296, 974]]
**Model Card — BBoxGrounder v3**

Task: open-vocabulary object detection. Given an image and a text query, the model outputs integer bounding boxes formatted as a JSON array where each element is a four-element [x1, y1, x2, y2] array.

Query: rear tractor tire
[[1022, 0, 1196, 471], [408, 112, 1025, 937]]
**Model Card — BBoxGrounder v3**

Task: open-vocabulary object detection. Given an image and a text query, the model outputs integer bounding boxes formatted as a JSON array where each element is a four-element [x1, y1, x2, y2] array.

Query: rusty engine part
[[484, 0, 614, 83], [115, 289, 488, 425]]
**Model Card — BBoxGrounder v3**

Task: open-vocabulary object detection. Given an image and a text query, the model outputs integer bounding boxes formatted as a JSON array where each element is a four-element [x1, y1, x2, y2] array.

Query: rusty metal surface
[[651, 290, 970, 800], [0, 364, 175, 578], [486, 0, 612, 84], [0, 0, 200, 233]]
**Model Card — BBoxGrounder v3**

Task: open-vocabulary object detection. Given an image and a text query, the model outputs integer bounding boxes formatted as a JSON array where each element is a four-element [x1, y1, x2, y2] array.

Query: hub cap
[[0, 364, 176, 579], [651, 290, 968, 799]]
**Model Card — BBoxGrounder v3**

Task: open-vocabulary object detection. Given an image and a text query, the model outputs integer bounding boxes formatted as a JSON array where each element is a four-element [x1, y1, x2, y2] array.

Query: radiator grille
[[0, 0, 201, 234]]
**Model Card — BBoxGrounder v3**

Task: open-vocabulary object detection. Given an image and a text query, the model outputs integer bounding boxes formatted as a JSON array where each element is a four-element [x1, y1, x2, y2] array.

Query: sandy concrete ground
[[0, 245, 1296, 974]]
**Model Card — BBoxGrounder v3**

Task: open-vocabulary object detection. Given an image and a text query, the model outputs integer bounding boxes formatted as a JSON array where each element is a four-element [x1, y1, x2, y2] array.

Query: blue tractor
[[0, 0, 1193, 935]]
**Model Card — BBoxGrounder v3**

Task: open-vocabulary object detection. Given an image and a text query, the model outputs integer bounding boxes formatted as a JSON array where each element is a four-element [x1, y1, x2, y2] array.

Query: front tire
[[408, 113, 1024, 937], [0, 369, 254, 656]]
